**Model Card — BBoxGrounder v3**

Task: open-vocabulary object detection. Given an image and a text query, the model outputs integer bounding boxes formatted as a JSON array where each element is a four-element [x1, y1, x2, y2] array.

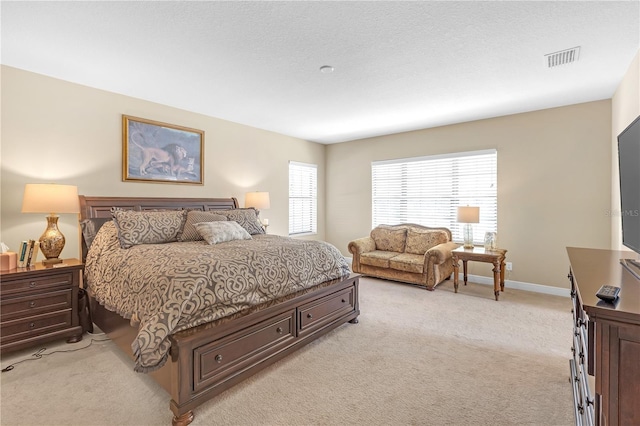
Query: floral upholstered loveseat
[[348, 224, 459, 290]]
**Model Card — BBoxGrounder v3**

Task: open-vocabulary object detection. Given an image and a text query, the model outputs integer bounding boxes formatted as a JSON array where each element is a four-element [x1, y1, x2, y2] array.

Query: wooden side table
[[452, 247, 507, 301], [0, 258, 84, 353]]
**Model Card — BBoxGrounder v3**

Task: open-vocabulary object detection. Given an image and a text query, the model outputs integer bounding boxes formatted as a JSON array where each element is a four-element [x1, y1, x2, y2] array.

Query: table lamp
[[457, 206, 479, 249], [245, 191, 271, 230], [21, 183, 80, 265]]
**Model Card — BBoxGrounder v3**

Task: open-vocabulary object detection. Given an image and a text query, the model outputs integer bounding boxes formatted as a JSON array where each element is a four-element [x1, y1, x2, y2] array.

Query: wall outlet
[[506, 262, 513, 271]]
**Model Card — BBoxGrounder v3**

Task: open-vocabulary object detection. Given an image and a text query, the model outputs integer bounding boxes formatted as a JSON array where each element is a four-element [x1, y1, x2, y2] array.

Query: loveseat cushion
[[405, 229, 449, 255], [370, 226, 407, 252], [360, 251, 398, 268], [389, 253, 425, 274]]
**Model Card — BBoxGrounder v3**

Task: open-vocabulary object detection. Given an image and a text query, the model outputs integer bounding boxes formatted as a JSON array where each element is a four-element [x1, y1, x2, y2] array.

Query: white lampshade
[[245, 191, 270, 210], [22, 184, 80, 214], [21, 183, 80, 265], [457, 206, 480, 223]]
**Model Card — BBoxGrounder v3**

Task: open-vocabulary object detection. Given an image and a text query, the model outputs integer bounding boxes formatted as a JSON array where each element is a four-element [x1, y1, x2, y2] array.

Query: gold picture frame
[[122, 115, 204, 185]]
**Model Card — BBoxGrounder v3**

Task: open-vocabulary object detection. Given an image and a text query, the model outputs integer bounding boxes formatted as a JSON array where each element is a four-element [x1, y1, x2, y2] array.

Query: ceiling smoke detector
[[545, 46, 580, 68]]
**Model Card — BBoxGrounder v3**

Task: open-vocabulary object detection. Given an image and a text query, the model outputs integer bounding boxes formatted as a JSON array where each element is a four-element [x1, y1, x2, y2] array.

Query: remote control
[[596, 285, 620, 302]]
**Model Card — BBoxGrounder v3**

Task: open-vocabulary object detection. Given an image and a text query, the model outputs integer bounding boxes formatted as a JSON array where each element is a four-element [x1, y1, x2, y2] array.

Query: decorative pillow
[[80, 218, 113, 250], [111, 208, 187, 249], [370, 226, 407, 252], [194, 221, 253, 245], [212, 208, 265, 235], [405, 229, 449, 255], [180, 211, 228, 242]]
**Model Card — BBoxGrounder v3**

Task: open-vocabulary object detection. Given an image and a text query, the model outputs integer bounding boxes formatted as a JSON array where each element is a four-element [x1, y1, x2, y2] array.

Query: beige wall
[[4, 58, 637, 289], [0, 66, 326, 260], [326, 101, 612, 288], [611, 50, 640, 250]]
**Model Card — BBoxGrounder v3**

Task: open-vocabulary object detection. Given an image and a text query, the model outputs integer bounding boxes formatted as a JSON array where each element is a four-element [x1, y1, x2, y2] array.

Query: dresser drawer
[[1, 288, 73, 321], [298, 285, 355, 337], [0, 272, 74, 296], [193, 310, 296, 393], [0, 309, 73, 344]]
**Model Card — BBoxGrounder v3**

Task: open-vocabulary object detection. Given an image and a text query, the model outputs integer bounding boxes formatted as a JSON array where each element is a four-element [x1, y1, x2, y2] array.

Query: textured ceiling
[[2, 1, 639, 143]]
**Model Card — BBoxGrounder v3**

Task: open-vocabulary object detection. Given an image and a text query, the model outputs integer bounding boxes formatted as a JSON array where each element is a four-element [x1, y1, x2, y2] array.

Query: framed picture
[[122, 115, 204, 184]]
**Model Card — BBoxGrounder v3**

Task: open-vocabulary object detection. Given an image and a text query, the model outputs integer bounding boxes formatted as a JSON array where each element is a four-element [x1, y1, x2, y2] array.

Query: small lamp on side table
[[21, 183, 80, 265], [457, 206, 479, 249], [245, 191, 270, 232]]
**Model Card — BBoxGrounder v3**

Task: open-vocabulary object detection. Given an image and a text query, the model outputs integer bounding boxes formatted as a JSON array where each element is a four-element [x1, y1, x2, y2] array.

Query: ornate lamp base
[[39, 214, 66, 264]]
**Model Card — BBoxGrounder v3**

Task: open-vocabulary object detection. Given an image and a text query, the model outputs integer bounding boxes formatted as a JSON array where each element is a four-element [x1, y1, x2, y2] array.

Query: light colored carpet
[[0, 277, 574, 426]]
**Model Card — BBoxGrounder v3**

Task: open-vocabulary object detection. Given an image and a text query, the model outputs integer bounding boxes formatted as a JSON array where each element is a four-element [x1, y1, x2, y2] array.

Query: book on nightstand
[[30, 242, 40, 266], [25, 239, 35, 267], [17, 241, 28, 267]]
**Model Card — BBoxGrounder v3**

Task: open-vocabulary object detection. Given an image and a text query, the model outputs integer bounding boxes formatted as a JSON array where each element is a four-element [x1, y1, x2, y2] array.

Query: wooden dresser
[[0, 258, 84, 353], [567, 247, 640, 426]]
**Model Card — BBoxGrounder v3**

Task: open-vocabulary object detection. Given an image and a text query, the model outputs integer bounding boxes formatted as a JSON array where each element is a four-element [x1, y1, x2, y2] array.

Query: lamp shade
[[22, 184, 80, 214], [457, 206, 479, 223], [245, 191, 270, 210]]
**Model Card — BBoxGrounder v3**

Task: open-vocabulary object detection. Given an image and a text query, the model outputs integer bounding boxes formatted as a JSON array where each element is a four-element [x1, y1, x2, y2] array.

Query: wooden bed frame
[[78, 196, 360, 425]]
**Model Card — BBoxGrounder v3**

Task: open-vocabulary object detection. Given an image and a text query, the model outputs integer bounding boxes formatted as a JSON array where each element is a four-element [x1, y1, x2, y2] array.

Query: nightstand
[[0, 258, 84, 354]]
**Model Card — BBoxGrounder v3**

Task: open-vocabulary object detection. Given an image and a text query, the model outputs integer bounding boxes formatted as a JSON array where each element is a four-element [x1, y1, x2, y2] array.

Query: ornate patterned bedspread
[[85, 221, 350, 372]]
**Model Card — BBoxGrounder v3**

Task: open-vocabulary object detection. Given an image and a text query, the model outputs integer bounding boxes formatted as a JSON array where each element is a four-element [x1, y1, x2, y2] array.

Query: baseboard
[[460, 273, 570, 297]]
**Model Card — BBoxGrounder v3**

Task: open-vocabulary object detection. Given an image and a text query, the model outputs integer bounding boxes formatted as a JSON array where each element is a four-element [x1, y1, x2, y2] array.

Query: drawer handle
[[29, 322, 36, 329], [276, 327, 283, 334], [215, 354, 223, 363], [29, 281, 37, 288], [307, 313, 313, 319], [29, 301, 37, 308], [341, 299, 346, 303]]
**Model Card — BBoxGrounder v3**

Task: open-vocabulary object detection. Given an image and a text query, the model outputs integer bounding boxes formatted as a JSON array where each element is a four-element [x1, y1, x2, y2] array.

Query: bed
[[79, 195, 360, 425]]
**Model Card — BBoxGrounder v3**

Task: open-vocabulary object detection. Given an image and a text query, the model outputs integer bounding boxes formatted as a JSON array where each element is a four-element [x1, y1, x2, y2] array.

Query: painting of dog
[[123, 115, 204, 184]]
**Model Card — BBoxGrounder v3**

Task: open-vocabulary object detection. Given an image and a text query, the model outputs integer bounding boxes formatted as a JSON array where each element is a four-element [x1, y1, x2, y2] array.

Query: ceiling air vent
[[545, 46, 580, 68]]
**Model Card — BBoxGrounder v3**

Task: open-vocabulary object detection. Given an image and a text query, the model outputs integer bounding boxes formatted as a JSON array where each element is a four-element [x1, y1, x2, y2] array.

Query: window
[[372, 149, 497, 244], [289, 161, 317, 235]]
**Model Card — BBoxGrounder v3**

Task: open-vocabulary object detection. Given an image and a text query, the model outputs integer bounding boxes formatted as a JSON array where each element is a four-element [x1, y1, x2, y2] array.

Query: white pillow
[[194, 221, 252, 245]]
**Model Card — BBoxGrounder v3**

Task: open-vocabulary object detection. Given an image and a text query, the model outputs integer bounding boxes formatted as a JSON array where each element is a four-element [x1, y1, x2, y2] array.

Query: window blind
[[289, 161, 318, 235], [372, 149, 497, 244]]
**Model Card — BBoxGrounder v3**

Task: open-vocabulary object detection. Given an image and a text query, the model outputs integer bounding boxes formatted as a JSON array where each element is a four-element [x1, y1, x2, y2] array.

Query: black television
[[617, 114, 640, 279]]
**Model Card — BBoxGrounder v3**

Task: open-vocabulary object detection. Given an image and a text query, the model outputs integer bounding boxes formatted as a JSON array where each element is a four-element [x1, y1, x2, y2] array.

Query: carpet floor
[[0, 277, 574, 426]]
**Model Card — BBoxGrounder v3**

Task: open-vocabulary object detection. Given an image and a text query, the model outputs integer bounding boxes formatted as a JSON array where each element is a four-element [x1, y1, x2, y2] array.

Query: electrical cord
[[1, 337, 110, 373]]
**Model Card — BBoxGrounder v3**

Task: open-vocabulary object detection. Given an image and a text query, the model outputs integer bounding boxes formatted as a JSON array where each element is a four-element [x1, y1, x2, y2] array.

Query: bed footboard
[[90, 273, 360, 425]]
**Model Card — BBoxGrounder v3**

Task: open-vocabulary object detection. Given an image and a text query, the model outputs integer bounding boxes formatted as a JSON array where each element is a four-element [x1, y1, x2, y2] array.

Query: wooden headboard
[[79, 195, 239, 260]]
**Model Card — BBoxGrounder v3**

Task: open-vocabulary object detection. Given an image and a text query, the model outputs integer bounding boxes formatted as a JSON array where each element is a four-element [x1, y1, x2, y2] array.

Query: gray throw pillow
[[194, 221, 253, 245]]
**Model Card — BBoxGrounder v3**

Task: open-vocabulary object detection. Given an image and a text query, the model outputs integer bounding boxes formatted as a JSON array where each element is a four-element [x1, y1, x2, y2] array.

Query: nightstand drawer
[[0, 309, 73, 343], [1, 288, 73, 321], [1, 272, 74, 296]]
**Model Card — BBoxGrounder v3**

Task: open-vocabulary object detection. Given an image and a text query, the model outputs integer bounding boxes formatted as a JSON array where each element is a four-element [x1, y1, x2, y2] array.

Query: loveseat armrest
[[348, 237, 377, 272], [426, 241, 460, 265], [348, 237, 377, 255]]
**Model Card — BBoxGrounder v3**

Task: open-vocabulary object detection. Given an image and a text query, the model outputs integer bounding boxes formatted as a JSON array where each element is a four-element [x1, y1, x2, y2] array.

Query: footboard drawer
[[193, 309, 296, 393], [298, 285, 356, 337]]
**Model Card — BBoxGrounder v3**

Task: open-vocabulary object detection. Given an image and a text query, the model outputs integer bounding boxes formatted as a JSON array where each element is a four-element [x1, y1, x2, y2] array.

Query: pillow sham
[[80, 218, 113, 251], [111, 208, 187, 249], [212, 208, 265, 235], [180, 211, 228, 242], [194, 221, 253, 245]]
